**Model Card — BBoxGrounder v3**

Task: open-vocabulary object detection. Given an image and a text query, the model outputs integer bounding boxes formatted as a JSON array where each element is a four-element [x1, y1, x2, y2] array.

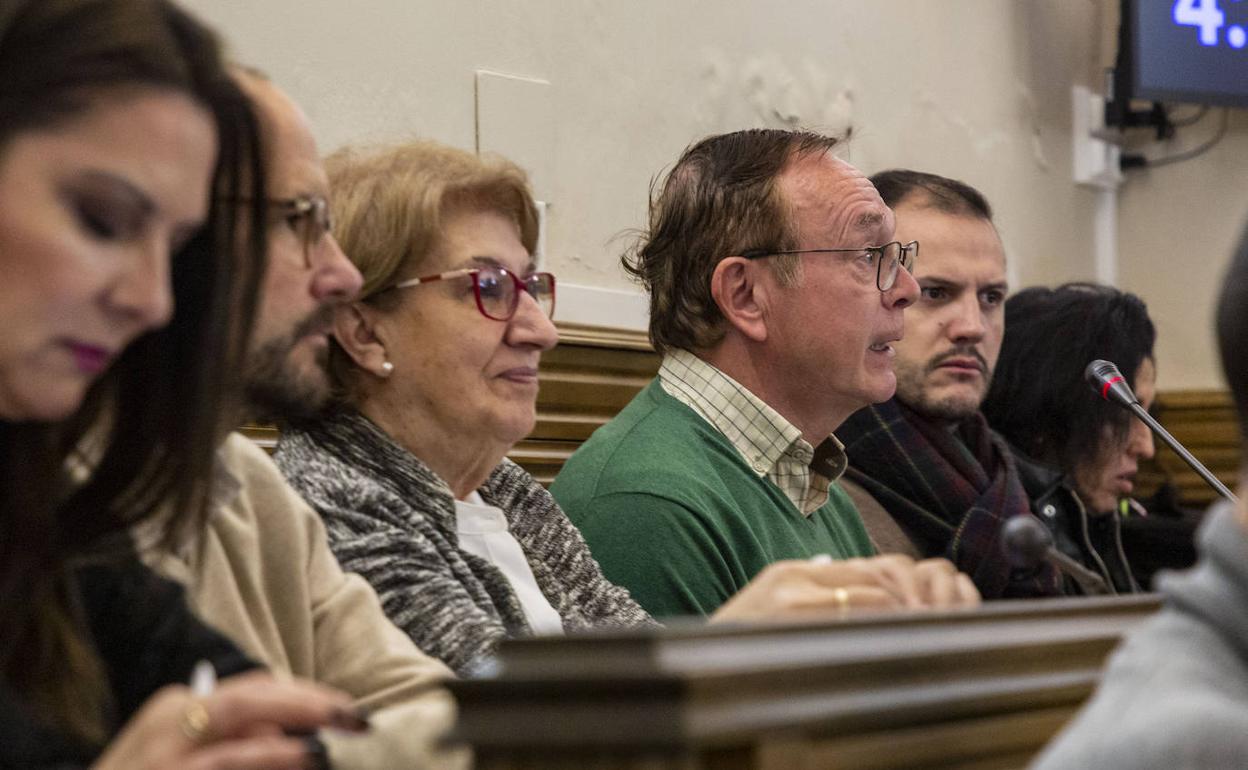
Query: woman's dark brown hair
[[0, 0, 268, 744]]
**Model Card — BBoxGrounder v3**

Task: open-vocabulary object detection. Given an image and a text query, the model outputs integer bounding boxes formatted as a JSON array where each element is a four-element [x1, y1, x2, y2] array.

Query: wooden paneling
[[511, 335, 1246, 507], [246, 323, 1241, 509], [1136, 389, 1240, 507], [449, 595, 1162, 770], [508, 323, 658, 485], [239, 424, 279, 452], [515, 344, 1246, 509]]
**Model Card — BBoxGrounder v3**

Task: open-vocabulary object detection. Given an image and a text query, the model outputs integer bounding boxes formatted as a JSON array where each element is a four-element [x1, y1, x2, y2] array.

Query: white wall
[[183, 0, 1245, 389], [1118, 111, 1248, 389]]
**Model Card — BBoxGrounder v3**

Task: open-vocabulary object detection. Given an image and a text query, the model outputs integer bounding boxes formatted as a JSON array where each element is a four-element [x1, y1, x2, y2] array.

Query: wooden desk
[[449, 595, 1161, 770]]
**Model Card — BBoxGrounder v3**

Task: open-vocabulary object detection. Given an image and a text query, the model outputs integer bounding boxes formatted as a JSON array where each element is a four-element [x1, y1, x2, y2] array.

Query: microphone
[[1085, 359, 1237, 504], [1002, 515, 1111, 595], [1085, 359, 1138, 408]]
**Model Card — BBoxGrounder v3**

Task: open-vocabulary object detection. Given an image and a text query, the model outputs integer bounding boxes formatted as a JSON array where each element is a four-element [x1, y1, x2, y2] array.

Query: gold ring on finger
[[179, 699, 213, 743], [833, 586, 850, 618]]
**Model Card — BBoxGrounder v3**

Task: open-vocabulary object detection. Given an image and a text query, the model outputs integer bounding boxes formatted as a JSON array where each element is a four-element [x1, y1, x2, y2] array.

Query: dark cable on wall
[[1120, 109, 1229, 170]]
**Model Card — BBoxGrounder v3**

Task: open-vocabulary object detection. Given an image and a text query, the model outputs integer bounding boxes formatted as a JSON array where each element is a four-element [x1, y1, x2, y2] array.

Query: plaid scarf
[[838, 399, 1061, 599]]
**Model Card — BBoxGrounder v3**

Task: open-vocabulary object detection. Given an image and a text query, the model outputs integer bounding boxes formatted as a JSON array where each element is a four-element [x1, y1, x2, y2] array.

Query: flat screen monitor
[[1132, 0, 1248, 107]]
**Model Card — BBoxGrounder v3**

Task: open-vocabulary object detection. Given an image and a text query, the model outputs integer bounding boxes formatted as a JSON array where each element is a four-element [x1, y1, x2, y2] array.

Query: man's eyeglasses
[[232, 194, 334, 268], [740, 240, 919, 291], [393, 264, 556, 322], [272, 195, 333, 268]]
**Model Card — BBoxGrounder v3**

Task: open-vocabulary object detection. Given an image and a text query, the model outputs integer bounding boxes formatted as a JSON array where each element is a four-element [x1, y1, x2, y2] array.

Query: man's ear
[[710, 257, 769, 343], [333, 303, 391, 378]]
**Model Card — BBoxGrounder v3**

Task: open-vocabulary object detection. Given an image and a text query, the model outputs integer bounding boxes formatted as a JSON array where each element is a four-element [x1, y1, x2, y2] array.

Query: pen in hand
[[185, 659, 364, 770], [189, 659, 216, 698], [178, 660, 215, 745]]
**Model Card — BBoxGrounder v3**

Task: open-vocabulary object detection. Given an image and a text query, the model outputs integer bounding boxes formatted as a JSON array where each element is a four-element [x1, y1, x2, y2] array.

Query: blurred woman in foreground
[[0, 1, 357, 767]]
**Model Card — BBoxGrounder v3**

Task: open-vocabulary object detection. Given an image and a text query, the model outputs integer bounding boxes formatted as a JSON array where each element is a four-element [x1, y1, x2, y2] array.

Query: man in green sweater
[[553, 129, 980, 618]]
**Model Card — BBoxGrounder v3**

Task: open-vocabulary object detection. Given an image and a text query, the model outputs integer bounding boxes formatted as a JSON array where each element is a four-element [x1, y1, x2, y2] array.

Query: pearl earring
[[380, 361, 394, 377]]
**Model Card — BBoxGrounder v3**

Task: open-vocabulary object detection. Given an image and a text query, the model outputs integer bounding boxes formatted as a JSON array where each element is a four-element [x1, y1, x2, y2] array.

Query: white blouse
[[454, 491, 565, 636]]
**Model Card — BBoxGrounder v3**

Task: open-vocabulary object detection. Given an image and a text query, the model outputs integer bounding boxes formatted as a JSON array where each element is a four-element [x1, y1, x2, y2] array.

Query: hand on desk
[[710, 554, 980, 622], [92, 670, 367, 770]]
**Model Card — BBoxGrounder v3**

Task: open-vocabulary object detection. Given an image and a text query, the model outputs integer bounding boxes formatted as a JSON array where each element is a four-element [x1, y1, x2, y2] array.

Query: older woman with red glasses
[[272, 141, 649, 675]]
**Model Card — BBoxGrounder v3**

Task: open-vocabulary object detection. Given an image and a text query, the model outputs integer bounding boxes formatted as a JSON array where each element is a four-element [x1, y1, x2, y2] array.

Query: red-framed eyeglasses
[[393, 264, 556, 321]]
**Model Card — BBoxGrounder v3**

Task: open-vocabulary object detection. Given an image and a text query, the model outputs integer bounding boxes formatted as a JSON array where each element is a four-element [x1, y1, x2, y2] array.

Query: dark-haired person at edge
[[551, 131, 980, 618], [836, 170, 1062, 599], [273, 137, 975, 677], [0, 1, 362, 768], [981, 283, 1156, 594], [1030, 229, 1248, 767], [136, 71, 464, 768]]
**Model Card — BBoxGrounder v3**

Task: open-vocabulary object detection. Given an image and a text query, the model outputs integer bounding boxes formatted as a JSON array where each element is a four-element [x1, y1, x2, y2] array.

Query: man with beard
[[836, 170, 1062, 599], [139, 71, 465, 769]]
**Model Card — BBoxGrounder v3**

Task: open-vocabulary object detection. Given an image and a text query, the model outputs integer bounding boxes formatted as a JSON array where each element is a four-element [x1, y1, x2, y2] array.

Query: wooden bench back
[[1136, 390, 1240, 507], [507, 323, 658, 484], [246, 325, 1240, 508]]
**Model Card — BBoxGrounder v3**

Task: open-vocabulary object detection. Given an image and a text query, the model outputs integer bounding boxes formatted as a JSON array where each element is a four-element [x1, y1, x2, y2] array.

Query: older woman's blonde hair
[[324, 140, 539, 398]]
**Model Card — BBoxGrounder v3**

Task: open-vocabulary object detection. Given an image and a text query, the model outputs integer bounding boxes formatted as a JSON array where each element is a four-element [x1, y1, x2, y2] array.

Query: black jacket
[[1011, 449, 1140, 595], [0, 556, 256, 769]]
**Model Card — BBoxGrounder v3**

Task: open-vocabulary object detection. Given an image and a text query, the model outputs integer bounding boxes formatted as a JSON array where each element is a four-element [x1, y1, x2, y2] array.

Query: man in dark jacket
[[837, 170, 1067, 598]]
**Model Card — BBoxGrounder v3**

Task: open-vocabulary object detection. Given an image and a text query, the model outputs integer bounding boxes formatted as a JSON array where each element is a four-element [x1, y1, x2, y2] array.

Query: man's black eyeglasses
[[232, 195, 333, 268], [741, 240, 919, 291]]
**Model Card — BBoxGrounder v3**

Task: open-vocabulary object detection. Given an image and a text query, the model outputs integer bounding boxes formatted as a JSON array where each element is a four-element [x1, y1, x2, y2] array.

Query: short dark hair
[[982, 283, 1156, 477], [1217, 219, 1248, 451], [0, 0, 267, 744], [622, 128, 840, 354], [870, 168, 993, 221]]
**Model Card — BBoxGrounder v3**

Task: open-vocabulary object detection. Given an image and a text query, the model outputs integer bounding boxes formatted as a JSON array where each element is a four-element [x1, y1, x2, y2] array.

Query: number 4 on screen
[[1175, 0, 1226, 46]]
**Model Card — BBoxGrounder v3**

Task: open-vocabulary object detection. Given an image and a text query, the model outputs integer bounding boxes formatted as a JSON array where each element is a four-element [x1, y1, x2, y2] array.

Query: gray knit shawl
[[273, 408, 655, 675]]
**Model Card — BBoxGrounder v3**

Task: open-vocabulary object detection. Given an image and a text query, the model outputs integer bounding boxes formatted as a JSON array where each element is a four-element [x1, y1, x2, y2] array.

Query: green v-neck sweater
[[550, 380, 875, 618]]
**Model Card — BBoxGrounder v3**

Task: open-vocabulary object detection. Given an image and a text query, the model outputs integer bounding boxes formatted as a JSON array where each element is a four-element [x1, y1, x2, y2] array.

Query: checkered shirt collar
[[657, 349, 847, 514]]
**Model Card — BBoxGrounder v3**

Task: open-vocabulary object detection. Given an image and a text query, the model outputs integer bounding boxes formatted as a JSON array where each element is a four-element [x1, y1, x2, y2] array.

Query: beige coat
[[143, 432, 467, 769]]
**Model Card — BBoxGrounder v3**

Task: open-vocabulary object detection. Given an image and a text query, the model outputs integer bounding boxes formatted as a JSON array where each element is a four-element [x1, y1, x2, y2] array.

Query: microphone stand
[[1002, 515, 1112, 595], [1125, 401, 1238, 504], [1087, 359, 1238, 505], [1046, 545, 1112, 595]]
